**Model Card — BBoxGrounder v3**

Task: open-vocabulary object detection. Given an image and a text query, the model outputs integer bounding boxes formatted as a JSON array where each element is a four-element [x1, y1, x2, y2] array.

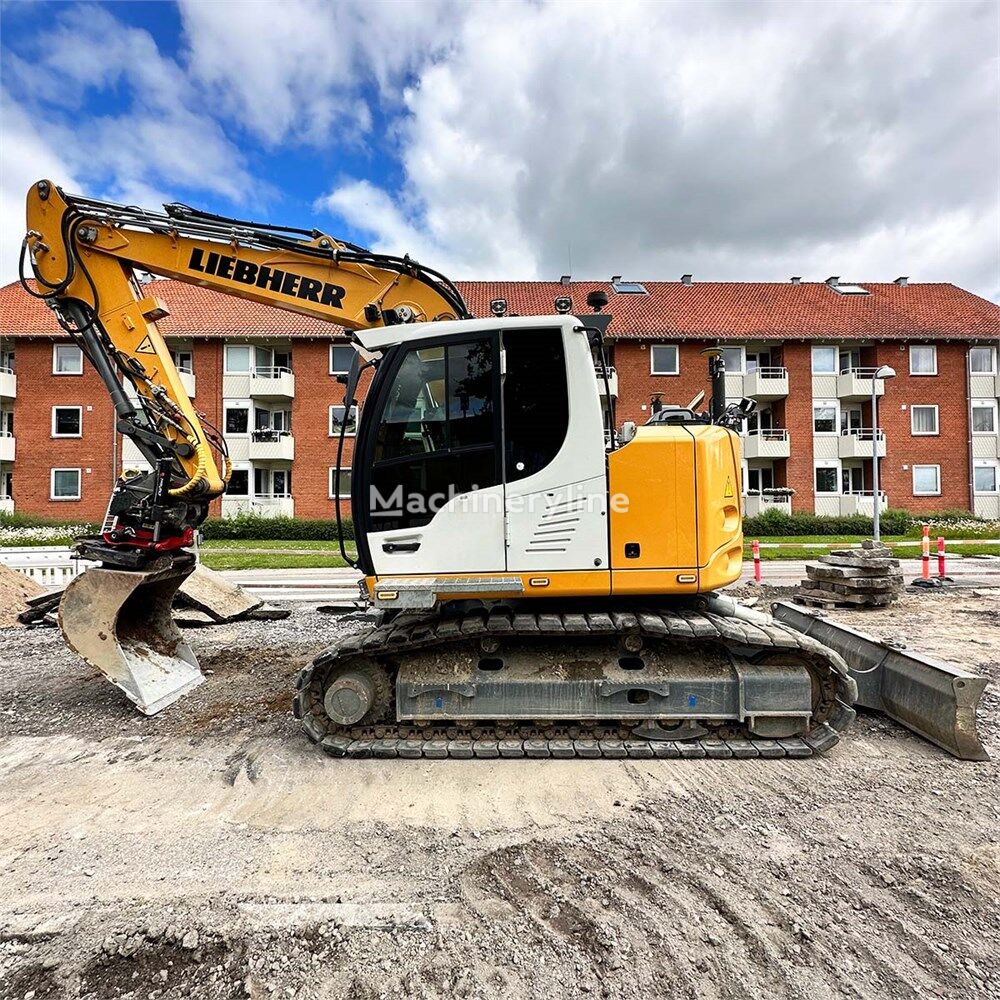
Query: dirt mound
[[0, 563, 44, 628]]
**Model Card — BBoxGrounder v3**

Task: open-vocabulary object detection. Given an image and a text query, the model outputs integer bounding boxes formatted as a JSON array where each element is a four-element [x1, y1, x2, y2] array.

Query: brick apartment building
[[0, 275, 998, 524]]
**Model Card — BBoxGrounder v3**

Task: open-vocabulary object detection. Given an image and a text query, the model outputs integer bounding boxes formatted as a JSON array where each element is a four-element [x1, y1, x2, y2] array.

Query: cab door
[[365, 334, 507, 576]]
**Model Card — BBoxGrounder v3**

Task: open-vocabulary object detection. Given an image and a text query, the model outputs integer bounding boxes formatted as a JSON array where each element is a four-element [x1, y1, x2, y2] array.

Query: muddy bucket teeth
[[58, 556, 203, 715]]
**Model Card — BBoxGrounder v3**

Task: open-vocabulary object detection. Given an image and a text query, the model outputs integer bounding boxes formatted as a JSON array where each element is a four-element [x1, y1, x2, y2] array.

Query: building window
[[650, 345, 679, 375], [329, 467, 353, 498], [51, 406, 82, 437], [226, 469, 249, 496], [171, 350, 193, 374], [50, 468, 81, 500], [909, 345, 937, 375], [330, 345, 354, 375], [224, 344, 252, 373], [910, 405, 939, 435], [224, 405, 250, 435], [720, 347, 744, 373], [53, 344, 83, 375], [329, 404, 359, 436], [970, 346, 997, 374], [912, 465, 941, 496], [974, 463, 998, 494], [813, 402, 838, 434], [811, 346, 838, 374], [815, 465, 839, 494], [972, 399, 997, 434]]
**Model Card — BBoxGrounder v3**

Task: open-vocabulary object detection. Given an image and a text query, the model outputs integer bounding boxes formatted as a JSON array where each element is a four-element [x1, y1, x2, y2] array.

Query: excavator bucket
[[773, 602, 989, 761], [58, 557, 203, 715]]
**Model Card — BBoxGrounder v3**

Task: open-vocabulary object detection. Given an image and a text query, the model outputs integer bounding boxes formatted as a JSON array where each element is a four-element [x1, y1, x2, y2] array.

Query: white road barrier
[[0, 546, 97, 588]]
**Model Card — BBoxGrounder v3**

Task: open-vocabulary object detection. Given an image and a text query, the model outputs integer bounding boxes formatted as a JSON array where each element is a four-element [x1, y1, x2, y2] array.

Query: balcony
[[0, 432, 14, 463], [837, 367, 886, 401], [221, 495, 295, 518], [838, 427, 886, 459], [743, 492, 793, 516], [595, 365, 618, 398], [248, 429, 295, 461], [0, 497, 12, 515], [0, 367, 15, 400], [744, 367, 788, 400], [816, 491, 888, 517], [743, 428, 790, 459], [969, 373, 1000, 399], [224, 367, 295, 401], [724, 373, 746, 399]]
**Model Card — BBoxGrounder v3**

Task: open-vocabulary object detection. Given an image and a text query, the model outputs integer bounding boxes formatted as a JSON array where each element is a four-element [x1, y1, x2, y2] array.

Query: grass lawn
[[199, 551, 354, 570]]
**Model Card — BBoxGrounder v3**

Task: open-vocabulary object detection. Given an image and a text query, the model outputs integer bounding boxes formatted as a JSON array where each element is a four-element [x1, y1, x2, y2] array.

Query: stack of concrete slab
[[794, 541, 903, 609]]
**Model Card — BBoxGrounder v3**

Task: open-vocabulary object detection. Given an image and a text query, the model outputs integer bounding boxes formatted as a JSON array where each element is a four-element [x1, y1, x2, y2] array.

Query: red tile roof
[[1, 277, 997, 342]]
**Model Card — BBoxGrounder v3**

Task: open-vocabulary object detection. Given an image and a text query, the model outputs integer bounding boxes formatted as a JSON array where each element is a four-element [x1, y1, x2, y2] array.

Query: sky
[[2, 0, 998, 299]]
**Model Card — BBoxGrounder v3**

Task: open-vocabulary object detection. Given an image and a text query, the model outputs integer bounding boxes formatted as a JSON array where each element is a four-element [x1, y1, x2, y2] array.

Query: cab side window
[[371, 337, 498, 529], [503, 328, 569, 482]]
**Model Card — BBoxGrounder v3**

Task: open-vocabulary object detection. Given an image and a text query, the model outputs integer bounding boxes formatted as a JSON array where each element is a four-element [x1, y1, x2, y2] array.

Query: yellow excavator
[[21, 180, 987, 760]]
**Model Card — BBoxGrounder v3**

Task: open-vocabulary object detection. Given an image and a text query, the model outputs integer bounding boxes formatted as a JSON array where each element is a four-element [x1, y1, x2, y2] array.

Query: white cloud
[[0, 91, 81, 286], [316, 0, 1000, 298]]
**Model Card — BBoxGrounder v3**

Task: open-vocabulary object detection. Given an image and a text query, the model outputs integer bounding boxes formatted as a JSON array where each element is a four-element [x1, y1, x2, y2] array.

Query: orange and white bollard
[[937, 535, 946, 579], [752, 539, 761, 582], [921, 524, 931, 581]]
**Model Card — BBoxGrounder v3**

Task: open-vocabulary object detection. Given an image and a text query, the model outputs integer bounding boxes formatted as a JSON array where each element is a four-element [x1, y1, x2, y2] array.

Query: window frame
[[224, 344, 253, 374], [912, 464, 941, 496], [52, 343, 83, 376], [50, 467, 82, 501], [329, 466, 353, 499], [51, 405, 83, 438], [649, 344, 679, 376], [908, 345, 937, 376], [970, 346, 997, 374], [971, 398, 997, 434], [814, 462, 840, 495], [224, 404, 251, 436], [910, 404, 939, 436], [811, 346, 838, 375], [226, 468, 250, 497], [329, 403, 359, 437], [171, 349, 194, 374], [720, 346, 745, 374], [812, 400, 839, 435], [329, 344, 355, 376], [973, 462, 998, 495]]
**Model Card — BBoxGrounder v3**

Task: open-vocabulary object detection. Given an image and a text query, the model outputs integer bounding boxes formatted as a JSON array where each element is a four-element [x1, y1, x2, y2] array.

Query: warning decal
[[723, 477, 735, 499], [134, 335, 157, 355]]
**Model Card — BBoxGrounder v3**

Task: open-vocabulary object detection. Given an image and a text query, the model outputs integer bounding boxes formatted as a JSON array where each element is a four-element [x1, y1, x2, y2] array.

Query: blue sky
[[2, 0, 998, 298]]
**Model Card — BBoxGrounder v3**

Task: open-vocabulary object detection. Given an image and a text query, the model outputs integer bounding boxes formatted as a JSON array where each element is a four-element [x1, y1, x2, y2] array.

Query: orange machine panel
[[608, 423, 743, 592]]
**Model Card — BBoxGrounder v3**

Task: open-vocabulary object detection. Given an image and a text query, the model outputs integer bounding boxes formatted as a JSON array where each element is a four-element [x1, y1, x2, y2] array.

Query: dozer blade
[[58, 556, 203, 715], [773, 601, 989, 760]]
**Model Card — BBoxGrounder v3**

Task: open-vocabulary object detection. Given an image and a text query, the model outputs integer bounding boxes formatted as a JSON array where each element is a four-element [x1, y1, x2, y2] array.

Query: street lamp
[[871, 364, 896, 542]]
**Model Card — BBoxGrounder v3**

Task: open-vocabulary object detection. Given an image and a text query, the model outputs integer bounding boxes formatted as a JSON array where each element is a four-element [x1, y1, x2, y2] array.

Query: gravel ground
[[0, 590, 998, 1000]]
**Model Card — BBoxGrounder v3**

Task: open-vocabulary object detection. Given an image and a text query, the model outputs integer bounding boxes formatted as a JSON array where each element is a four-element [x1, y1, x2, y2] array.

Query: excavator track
[[293, 604, 858, 759]]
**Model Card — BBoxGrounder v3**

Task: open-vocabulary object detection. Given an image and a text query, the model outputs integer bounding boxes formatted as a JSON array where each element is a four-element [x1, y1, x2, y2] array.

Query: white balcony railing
[[221, 495, 295, 518], [0, 497, 13, 515], [838, 427, 886, 458], [0, 367, 15, 400], [839, 490, 888, 515], [743, 427, 791, 459], [248, 429, 295, 461], [223, 367, 295, 400], [594, 365, 618, 397], [837, 367, 886, 400], [744, 366, 789, 399], [743, 492, 793, 516], [0, 430, 14, 463]]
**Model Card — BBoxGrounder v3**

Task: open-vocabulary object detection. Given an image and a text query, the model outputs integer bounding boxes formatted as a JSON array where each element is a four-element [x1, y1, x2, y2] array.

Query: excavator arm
[[23, 179, 468, 557], [22, 179, 469, 712]]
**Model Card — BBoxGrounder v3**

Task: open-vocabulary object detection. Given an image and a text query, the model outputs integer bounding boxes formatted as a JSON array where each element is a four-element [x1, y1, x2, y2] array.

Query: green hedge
[[200, 514, 355, 542], [742, 507, 915, 537]]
